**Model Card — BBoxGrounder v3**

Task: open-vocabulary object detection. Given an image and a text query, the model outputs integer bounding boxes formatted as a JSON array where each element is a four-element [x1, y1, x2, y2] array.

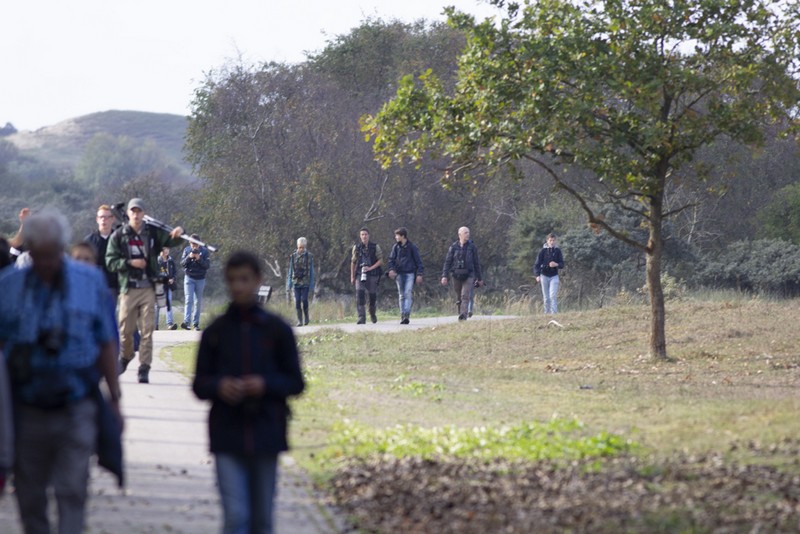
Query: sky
[[1, 0, 500, 131]]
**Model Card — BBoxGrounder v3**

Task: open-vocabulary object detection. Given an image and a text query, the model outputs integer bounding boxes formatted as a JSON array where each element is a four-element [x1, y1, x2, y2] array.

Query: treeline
[[184, 19, 800, 303], [1, 20, 798, 304]]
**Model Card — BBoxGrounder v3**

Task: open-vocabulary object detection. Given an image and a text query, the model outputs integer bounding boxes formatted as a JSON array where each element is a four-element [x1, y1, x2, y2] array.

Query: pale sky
[[1, 0, 499, 131]]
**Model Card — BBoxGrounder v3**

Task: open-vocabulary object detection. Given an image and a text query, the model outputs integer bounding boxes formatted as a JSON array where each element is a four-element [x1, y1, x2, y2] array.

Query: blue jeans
[[540, 274, 560, 314], [395, 273, 414, 316], [184, 277, 206, 327], [215, 453, 278, 534]]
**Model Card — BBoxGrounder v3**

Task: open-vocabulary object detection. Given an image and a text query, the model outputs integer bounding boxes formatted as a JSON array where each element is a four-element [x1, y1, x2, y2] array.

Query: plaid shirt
[[0, 259, 117, 405]]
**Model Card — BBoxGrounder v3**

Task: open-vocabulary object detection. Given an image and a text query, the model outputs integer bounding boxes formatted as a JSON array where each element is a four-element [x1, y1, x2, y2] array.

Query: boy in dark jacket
[[193, 251, 305, 534]]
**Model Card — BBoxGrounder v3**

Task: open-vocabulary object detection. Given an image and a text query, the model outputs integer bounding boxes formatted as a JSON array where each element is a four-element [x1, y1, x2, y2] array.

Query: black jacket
[[85, 230, 119, 292], [181, 246, 211, 280], [192, 303, 305, 456], [387, 240, 424, 275], [533, 246, 565, 277], [442, 240, 483, 280]]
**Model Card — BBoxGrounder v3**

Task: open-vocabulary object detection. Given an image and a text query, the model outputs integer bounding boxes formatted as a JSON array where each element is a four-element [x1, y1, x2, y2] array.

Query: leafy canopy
[[364, 0, 800, 244]]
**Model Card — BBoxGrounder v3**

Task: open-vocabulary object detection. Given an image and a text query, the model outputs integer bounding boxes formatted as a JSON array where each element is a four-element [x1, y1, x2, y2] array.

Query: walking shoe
[[458, 314, 467, 321], [168, 323, 177, 330], [468, 312, 473, 318], [296, 321, 303, 327], [356, 318, 366, 325], [138, 365, 150, 384], [401, 317, 410, 325], [370, 314, 378, 324], [118, 357, 131, 375], [304, 318, 309, 325], [181, 323, 190, 330], [194, 325, 201, 331]]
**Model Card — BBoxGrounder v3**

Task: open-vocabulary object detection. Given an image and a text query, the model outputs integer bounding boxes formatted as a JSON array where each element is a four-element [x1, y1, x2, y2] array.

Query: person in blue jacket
[[534, 233, 565, 314], [180, 235, 211, 330], [193, 251, 305, 534]]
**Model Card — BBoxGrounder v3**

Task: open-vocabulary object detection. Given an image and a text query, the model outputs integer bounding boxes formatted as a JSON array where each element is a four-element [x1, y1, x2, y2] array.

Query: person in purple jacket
[[192, 251, 305, 534]]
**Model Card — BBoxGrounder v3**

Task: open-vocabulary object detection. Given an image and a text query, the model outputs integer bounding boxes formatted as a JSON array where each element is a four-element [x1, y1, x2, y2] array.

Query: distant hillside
[[6, 110, 192, 173]]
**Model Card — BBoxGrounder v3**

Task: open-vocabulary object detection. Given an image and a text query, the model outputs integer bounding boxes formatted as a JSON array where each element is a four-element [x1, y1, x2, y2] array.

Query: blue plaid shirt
[[0, 259, 117, 406]]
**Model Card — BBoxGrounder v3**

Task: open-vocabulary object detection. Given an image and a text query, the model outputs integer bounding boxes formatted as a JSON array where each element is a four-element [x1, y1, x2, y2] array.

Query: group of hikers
[[0, 201, 303, 534], [287, 225, 566, 326], [0, 199, 565, 534]]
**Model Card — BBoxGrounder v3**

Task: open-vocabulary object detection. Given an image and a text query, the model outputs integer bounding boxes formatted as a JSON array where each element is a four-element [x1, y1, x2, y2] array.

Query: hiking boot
[[401, 316, 410, 325], [181, 323, 190, 330], [356, 318, 366, 325], [468, 311, 473, 318], [119, 357, 131, 375], [370, 313, 378, 324], [138, 365, 150, 384], [168, 323, 177, 330], [458, 314, 467, 321]]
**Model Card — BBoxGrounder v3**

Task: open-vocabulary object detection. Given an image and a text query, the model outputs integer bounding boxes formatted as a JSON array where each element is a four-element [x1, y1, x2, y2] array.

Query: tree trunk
[[646, 197, 668, 360]]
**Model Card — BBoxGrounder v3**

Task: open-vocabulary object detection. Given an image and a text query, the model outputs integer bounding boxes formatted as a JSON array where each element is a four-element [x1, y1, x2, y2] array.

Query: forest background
[[1, 18, 799, 310]]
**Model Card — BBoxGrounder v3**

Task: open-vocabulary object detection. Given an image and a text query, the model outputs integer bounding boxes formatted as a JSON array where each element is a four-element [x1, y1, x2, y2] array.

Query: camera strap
[[21, 269, 69, 347]]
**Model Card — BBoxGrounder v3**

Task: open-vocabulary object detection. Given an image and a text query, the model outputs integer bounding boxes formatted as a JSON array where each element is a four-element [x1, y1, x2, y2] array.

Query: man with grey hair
[[441, 226, 484, 320], [106, 198, 185, 383], [286, 237, 315, 327], [0, 209, 121, 533]]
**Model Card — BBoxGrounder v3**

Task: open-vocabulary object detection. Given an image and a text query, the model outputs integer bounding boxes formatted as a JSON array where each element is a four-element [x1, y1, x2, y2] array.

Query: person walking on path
[[85, 204, 120, 296], [157, 247, 178, 330], [181, 235, 211, 331], [441, 226, 483, 321], [0, 210, 121, 533], [106, 198, 185, 383], [193, 251, 305, 534], [350, 228, 383, 324], [386, 227, 424, 324], [286, 237, 315, 327], [534, 233, 565, 314]]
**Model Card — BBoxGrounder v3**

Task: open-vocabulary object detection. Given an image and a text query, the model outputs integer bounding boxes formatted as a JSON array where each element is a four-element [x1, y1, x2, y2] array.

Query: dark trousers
[[14, 399, 97, 534], [294, 286, 309, 323], [453, 276, 475, 318], [355, 275, 379, 321]]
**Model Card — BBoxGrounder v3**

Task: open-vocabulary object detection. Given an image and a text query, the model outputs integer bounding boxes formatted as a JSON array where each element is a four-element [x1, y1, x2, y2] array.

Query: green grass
[[161, 297, 800, 483]]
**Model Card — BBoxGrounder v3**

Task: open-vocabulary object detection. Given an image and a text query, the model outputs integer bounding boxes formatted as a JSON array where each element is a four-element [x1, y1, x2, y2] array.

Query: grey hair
[[297, 237, 307, 247], [22, 209, 72, 250]]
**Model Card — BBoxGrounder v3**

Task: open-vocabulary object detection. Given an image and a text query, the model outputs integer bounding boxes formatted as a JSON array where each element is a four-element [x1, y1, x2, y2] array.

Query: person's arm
[[192, 329, 222, 401], [386, 244, 397, 273], [286, 256, 294, 291], [308, 255, 315, 294], [105, 231, 128, 274], [350, 246, 358, 283], [441, 245, 454, 280], [180, 247, 192, 268], [198, 249, 211, 271], [8, 208, 29, 250], [472, 243, 483, 282], [260, 322, 305, 399], [413, 244, 424, 277]]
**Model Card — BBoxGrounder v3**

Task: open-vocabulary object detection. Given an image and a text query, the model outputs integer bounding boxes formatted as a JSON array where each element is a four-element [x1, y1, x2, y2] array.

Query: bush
[[700, 238, 800, 296]]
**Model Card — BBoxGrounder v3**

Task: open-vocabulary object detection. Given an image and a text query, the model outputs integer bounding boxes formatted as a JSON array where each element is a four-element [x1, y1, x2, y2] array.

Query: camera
[[360, 266, 368, 282], [38, 328, 65, 357]]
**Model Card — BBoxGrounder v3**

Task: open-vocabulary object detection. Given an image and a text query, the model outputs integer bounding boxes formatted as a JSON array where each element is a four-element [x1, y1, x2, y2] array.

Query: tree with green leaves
[[363, 0, 800, 359]]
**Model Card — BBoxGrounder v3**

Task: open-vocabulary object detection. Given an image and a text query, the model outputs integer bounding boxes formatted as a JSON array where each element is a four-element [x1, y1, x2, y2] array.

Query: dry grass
[[291, 298, 800, 473]]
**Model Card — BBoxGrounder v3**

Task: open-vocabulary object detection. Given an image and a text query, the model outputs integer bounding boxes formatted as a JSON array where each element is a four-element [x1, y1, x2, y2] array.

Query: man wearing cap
[[180, 235, 211, 331], [106, 198, 185, 383]]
